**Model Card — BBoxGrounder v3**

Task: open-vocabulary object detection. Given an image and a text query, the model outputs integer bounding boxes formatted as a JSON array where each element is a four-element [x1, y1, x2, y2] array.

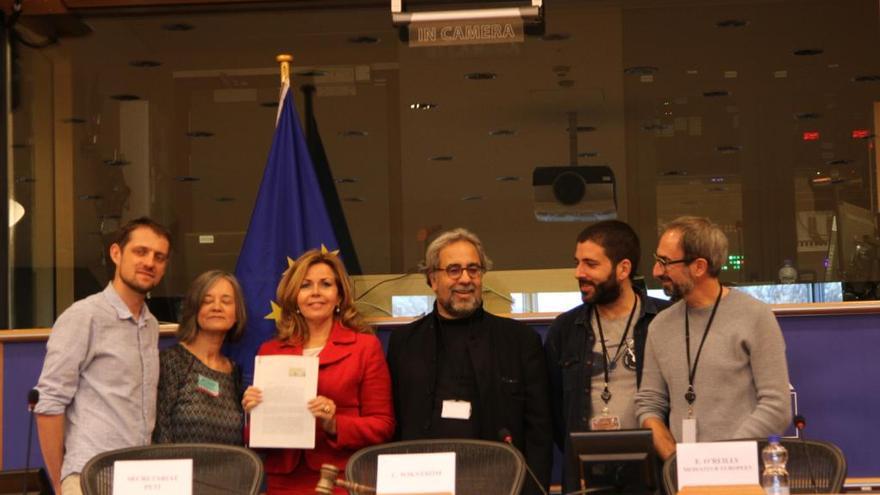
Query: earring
[[295, 307, 301, 315], [334, 305, 340, 314]]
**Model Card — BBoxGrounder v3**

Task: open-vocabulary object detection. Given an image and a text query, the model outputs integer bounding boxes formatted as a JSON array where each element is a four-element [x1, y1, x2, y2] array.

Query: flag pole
[[276, 53, 293, 86]]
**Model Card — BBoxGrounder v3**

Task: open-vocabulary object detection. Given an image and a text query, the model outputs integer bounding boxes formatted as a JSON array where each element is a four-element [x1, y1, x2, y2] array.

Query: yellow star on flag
[[264, 300, 282, 322]]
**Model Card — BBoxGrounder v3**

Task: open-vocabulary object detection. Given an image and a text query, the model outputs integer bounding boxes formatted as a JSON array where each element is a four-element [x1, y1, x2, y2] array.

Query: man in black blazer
[[386, 228, 552, 495]]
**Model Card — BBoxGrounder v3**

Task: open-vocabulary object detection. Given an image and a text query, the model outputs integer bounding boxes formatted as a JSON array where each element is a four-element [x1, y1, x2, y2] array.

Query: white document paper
[[376, 452, 456, 495], [676, 441, 759, 490], [112, 459, 192, 495], [250, 354, 319, 449]]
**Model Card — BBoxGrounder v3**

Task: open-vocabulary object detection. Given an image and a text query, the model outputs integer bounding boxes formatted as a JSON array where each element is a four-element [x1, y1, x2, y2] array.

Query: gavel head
[[315, 464, 341, 494]]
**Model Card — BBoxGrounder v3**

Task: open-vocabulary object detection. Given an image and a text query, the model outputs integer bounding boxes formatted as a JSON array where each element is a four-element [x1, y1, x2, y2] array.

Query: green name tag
[[196, 374, 220, 397]]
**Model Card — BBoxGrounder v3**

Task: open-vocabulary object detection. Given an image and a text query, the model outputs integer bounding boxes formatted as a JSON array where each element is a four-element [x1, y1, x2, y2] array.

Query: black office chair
[[345, 439, 526, 495], [80, 443, 263, 495], [661, 438, 846, 495]]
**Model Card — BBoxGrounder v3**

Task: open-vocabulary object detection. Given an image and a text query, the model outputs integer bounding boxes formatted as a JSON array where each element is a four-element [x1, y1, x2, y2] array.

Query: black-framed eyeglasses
[[653, 253, 694, 270], [434, 263, 486, 279]]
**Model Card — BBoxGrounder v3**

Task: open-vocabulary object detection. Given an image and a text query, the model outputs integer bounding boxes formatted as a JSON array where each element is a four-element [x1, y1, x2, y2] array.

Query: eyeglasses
[[653, 253, 694, 270], [434, 264, 486, 279]]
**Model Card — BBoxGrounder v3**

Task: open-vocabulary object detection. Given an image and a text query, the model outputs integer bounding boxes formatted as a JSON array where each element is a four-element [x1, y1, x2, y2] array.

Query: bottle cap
[[768, 434, 781, 443]]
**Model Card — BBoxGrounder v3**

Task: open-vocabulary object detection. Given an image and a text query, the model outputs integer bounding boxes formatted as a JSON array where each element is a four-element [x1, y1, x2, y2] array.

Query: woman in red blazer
[[242, 248, 394, 494]]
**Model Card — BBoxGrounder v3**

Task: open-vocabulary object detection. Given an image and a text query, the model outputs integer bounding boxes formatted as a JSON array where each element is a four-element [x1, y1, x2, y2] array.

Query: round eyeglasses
[[434, 264, 486, 279]]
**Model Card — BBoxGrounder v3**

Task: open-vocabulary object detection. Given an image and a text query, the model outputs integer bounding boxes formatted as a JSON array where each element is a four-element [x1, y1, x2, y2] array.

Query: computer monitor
[[568, 429, 658, 494]]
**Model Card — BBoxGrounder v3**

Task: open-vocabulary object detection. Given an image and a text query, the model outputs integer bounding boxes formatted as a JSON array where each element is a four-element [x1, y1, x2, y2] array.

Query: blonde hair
[[274, 248, 370, 343]]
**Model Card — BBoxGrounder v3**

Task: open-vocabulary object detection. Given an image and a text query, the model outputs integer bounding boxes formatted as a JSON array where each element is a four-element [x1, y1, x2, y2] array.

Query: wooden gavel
[[315, 463, 376, 494]]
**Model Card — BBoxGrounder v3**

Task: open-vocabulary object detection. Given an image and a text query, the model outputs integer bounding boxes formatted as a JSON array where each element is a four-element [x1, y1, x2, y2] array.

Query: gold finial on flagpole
[[276, 54, 293, 85]]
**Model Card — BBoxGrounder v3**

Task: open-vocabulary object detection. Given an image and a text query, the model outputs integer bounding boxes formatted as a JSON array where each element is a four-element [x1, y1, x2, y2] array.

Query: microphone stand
[[793, 416, 818, 494], [315, 464, 376, 495], [23, 389, 38, 495]]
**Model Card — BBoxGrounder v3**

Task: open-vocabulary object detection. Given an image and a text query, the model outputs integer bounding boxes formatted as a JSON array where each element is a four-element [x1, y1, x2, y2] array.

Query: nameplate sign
[[112, 459, 192, 495], [676, 441, 759, 490], [409, 18, 524, 47], [376, 452, 455, 495]]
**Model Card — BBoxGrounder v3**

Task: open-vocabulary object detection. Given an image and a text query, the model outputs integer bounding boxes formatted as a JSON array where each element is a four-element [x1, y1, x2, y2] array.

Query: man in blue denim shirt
[[544, 221, 669, 492], [35, 218, 172, 495]]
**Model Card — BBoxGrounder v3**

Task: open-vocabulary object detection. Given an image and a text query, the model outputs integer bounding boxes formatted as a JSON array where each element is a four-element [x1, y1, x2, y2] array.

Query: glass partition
[[5, 0, 880, 326]]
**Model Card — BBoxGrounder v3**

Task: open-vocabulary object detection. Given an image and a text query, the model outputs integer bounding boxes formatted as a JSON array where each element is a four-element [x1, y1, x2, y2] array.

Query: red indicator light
[[852, 129, 870, 139], [803, 131, 820, 141]]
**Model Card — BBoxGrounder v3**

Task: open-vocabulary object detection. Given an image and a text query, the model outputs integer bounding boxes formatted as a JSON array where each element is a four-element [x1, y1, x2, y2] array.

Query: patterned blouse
[[153, 344, 244, 445]]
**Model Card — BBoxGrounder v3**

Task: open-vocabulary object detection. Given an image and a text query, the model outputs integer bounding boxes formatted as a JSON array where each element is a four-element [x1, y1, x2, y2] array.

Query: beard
[[119, 270, 158, 295], [658, 274, 694, 302], [579, 272, 621, 306], [438, 284, 482, 318]]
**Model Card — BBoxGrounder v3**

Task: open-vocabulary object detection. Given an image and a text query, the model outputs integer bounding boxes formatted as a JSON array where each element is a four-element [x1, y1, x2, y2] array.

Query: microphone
[[792, 414, 818, 493], [23, 389, 39, 495], [315, 463, 375, 495], [498, 428, 548, 495]]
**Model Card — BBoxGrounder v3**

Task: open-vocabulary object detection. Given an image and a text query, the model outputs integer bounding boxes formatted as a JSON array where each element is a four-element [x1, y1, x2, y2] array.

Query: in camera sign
[[409, 18, 524, 47]]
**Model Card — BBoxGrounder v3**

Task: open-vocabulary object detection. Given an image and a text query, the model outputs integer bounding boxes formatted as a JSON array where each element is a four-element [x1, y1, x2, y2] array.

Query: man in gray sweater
[[634, 216, 791, 460]]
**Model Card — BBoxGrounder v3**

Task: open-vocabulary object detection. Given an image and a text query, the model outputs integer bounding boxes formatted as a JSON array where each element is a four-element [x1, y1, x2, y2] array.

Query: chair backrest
[[80, 443, 263, 495], [662, 438, 847, 495], [345, 439, 526, 495]]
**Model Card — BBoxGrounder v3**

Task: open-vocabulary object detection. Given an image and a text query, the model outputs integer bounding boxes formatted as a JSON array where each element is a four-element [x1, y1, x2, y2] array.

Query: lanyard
[[684, 282, 724, 408], [594, 293, 638, 404]]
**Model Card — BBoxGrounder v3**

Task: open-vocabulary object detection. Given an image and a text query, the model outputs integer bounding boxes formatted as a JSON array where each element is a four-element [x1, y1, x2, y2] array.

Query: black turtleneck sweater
[[427, 310, 482, 439]]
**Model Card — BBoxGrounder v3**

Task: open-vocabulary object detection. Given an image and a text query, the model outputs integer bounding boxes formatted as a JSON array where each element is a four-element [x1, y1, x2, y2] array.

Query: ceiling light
[[410, 102, 437, 110], [465, 72, 497, 80], [541, 33, 570, 41], [716, 145, 742, 153], [624, 66, 659, 76], [496, 176, 520, 182], [161, 23, 194, 31], [566, 126, 596, 133], [130, 60, 162, 68], [793, 48, 823, 56], [826, 159, 854, 165], [339, 130, 369, 138], [103, 158, 131, 166], [489, 129, 516, 137], [716, 19, 748, 28], [348, 35, 380, 44], [186, 131, 214, 138], [461, 195, 483, 201], [852, 75, 880, 82]]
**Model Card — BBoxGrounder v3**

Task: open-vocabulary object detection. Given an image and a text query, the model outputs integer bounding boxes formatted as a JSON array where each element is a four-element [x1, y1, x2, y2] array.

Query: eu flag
[[228, 82, 339, 384]]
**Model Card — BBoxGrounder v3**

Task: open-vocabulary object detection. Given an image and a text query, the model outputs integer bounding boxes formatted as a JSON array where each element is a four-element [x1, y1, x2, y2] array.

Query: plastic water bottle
[[761, 435, 790, 495]]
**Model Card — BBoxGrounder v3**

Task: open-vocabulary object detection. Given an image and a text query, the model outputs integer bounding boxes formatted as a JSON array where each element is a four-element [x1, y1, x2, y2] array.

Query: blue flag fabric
[[228, 83, 339, 385]]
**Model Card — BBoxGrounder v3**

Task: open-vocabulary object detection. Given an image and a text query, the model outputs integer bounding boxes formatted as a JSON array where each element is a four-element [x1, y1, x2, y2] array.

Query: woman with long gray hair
[[153, 270, 247, 445]]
